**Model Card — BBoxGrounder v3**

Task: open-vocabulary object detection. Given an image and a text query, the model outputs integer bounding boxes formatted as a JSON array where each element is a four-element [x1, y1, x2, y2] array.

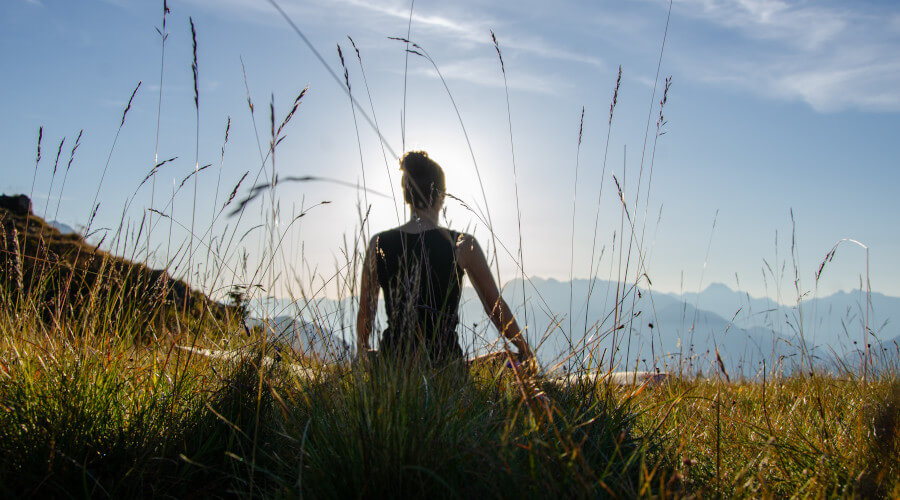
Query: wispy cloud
[[673, 0, 853, 50], [338, 0, 605, 67], [185, 0, 898, 111], [187, 0, 604, 69], [663, 0, 900, 112], [24, 0, 43, 6], [409, 56, 570, 95]]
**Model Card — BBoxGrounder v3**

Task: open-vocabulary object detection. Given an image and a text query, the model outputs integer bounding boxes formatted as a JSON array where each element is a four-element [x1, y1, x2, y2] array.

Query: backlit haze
[[3, 0, 899, 305]]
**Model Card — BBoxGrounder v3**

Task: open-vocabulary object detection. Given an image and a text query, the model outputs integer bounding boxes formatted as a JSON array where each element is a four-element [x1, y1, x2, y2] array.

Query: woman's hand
[[512, 337, 538, 373], [517, 340, 534, 361], [357, 236, 379, 355]]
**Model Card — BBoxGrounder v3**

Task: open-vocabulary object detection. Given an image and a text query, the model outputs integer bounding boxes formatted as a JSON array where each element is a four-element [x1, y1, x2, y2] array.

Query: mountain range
[[252, 278, 900, 377]]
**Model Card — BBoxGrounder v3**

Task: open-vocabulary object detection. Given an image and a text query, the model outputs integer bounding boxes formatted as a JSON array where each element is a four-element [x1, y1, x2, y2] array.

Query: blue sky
[[2, 0, 899, 302]]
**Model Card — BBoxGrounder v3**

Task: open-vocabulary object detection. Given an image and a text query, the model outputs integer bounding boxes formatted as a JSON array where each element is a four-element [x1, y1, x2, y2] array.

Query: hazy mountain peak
[[703, 282, 734, 293]]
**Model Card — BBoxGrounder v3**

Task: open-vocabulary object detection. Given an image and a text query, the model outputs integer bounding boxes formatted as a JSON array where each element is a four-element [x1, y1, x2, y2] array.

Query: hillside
[[0, 194, 236, 335]]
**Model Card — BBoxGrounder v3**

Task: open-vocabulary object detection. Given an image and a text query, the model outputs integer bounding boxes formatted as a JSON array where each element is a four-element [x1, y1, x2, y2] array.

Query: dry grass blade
[[227, 175, 389, 217], [715, 347, 731, 383]]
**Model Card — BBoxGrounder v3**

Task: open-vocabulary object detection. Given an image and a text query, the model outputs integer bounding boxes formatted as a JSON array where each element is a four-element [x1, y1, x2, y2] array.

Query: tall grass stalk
[[188, 17, 200, 304], [569, 107, 586, 350], [491, 30, 528, 338], [401, 41, 502, 283], [336, 43, 370, 231], [86, 81, 141, 236], [401, 0, 415, 153], [53, 129, 82, 222], [585, 65, 621, 343], [347, 35, 401, 223], [148, 0, 170, 265], [40, 136, 65, 219]]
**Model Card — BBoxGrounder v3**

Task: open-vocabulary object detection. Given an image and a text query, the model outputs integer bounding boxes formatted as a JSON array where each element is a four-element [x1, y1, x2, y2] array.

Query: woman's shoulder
[[452, 231, 474, 244], [452, 232, 480, 256]]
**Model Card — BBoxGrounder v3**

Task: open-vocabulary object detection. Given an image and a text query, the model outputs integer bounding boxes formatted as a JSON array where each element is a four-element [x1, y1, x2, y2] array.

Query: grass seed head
[[52, 136, 66, 176], [578, 106, 585, 147], [190, 17, 198, 110], [610, 65, 622, 125], [66, 129, 83, 174], [121, 81, 141, 128], [35, 126, 43, 165], [491, 29, 506, 75]]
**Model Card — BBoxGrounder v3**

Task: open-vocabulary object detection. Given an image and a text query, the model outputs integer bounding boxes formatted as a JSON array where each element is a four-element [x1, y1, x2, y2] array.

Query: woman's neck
[[406, 208, 440, 229]]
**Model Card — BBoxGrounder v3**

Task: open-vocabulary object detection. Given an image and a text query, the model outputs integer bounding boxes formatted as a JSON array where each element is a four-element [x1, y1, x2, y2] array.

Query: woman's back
[[356, 150, 532, 368], [373, 228, 464, 360]]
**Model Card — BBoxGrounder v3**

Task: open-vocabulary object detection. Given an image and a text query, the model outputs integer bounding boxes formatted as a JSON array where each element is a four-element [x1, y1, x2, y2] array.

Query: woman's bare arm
[[357, 236, 379, 353], [457, 234, 533, 359]]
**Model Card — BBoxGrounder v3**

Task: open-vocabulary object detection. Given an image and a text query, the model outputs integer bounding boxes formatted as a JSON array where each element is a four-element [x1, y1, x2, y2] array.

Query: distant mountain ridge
[[251, 278, 899, 376], [247, 315, 351, 362], [670, 282, 898, 352]]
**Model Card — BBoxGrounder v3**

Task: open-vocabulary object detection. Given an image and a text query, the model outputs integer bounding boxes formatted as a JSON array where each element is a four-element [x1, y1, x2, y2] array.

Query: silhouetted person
[[357, 151, 533, 368]]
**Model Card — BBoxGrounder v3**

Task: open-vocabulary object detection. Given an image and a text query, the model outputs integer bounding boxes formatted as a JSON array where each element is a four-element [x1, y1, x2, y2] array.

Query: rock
[[0, 194, 32, 217]]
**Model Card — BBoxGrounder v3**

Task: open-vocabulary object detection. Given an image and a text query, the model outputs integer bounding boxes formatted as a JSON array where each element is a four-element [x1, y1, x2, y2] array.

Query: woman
[[357, 151, 533, 366]]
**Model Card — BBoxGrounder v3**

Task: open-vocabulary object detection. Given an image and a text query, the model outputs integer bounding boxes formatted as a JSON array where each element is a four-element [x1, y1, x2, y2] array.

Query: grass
[[1, 297, 896, 497], [2, 1, 898, 497], [635, 376, 900, 497], [0, 312, 657, 497]]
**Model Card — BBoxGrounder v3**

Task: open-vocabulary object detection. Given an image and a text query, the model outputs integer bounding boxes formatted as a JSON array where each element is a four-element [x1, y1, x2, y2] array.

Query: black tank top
[[373, 228, 464, 360]]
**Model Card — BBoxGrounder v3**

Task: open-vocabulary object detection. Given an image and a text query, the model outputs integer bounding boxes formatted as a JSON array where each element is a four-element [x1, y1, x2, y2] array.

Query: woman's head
[[400, 151, 445, 211]]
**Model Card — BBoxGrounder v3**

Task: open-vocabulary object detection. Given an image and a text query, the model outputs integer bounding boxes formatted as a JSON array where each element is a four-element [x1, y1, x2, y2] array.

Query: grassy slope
[[0, 197, 237, 338], [1, 305, 897, 497]]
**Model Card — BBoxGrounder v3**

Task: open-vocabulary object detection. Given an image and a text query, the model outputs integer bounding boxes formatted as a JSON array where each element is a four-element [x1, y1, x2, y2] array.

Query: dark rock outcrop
[[0, 194, 32, 217]]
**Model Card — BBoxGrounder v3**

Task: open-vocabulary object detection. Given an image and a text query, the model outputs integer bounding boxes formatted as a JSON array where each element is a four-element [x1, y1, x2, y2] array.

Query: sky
[[2, 0, 899, 304]]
